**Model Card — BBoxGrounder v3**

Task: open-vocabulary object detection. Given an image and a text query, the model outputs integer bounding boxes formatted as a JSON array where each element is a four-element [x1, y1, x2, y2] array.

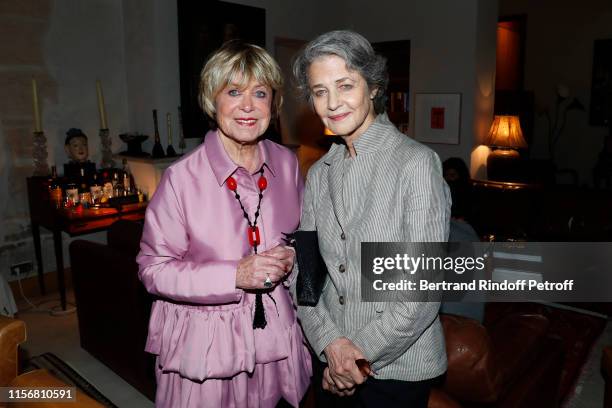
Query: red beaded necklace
[[226, 168, 267, 254], [226, 167, 270, 329]]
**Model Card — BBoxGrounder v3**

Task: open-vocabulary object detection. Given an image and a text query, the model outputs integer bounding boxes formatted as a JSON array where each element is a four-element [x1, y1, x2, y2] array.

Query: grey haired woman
[[292, 30, 451, 408]]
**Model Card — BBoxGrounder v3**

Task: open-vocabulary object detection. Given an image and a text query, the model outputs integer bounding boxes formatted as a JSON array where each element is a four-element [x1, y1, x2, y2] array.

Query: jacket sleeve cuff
[[283, 262, 298, 288], [191, 260, 243, 304], [350, 333, 383, 370], [298, 304, 343, 359], [312, 325, 343, 359]]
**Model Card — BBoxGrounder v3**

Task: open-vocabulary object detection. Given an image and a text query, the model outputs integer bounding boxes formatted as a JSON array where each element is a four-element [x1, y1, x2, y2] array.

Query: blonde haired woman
[[138, 41, 311, 407]]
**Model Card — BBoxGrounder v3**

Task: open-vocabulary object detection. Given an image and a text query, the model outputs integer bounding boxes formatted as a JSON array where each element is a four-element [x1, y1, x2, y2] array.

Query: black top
[[63, 161, 97, 182]]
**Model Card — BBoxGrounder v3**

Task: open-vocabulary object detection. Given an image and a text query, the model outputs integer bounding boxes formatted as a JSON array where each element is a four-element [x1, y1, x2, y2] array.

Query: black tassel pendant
[[253, 293, 267, 329]]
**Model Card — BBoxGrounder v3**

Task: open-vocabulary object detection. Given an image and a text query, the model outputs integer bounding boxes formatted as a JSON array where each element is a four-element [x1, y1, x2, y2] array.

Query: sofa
[[0, 315, 103, 408], [69, 220, 571, 407], [429, 313, 564, 407], [69, 219, 156, 401]]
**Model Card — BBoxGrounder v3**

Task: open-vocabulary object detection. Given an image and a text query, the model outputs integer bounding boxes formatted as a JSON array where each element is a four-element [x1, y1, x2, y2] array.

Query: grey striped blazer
[[295, 114, 451, 381]]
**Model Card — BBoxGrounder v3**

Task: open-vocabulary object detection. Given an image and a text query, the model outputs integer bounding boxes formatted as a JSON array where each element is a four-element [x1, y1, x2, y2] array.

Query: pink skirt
[[155, 354, 311, 408], [147, 295, 312, 407]]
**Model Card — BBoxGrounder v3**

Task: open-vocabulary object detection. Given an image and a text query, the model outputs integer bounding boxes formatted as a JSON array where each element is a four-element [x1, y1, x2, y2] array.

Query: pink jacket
[[137, 130, 311, 405]]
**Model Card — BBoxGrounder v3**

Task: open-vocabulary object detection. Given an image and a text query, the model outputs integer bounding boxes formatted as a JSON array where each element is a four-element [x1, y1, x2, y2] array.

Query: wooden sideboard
[[470, 179, 612, 242], [26, 176, 147, 310]]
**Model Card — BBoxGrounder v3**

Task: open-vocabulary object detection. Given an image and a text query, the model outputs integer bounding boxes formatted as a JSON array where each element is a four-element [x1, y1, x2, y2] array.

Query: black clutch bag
[[283, 231, 327, 306]]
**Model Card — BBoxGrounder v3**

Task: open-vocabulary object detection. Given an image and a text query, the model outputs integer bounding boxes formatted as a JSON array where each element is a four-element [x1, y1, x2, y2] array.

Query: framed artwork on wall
[[414, 93, 461, 144], [589, 39, 612, 126], [177, 1, 266, 139]]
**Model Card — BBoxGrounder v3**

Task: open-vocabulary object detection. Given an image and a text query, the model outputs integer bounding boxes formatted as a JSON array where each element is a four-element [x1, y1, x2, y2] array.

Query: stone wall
[[0, 0, 131, 282], [0, 1, 58, 281]]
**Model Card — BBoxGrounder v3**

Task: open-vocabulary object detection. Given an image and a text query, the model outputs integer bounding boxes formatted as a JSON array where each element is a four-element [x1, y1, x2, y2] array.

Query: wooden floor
[[10, 278, 609, 408], [14, 287, 153, 408]]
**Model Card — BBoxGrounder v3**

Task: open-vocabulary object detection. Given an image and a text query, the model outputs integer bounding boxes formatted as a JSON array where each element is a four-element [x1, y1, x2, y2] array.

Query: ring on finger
[[263, 273, 273, 288]]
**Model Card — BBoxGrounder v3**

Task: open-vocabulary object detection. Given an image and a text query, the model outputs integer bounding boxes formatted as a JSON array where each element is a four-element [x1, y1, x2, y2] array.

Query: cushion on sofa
[[441, 313, 549, 403]]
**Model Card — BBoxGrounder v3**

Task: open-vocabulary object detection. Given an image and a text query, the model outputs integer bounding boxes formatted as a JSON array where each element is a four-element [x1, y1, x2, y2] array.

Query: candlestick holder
[[32, 131, 50, 176], [99, 128, 115, 168], [178, 134, 186, 154]]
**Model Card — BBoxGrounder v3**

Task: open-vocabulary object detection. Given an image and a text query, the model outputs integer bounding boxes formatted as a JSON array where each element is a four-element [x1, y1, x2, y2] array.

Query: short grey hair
[[292, 30, 388, 114]]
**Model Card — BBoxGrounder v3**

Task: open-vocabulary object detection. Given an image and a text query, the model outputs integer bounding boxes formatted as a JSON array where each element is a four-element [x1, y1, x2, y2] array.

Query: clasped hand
[[235, 245, 294, 290], [323, 337, 373, 396]]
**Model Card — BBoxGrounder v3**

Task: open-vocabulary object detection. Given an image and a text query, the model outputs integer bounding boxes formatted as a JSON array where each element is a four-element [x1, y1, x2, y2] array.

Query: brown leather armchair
[[0, 315, 102, 408], [429, 313, 564, 408]]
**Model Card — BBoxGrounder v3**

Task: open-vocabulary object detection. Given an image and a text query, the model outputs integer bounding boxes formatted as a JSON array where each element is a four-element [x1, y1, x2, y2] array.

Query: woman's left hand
[[323, 367, 356, 397], [260, 245, 294, 276], [324, 337, 369, 390]]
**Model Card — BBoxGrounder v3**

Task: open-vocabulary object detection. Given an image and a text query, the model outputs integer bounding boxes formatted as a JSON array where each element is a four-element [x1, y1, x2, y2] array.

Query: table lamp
[[485, 115, 527, 181]]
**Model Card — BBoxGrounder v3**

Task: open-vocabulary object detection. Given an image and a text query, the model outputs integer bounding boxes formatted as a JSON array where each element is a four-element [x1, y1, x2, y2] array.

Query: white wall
[[339, 0, 498, 173], [122, 0, 155, 138], [225, 0, 338, 50], [0, 0, 498, 282], [472, 0, 500, 179], [44, 0, 130, 167], [122, 0, 339, 151], [122, 0, 196, 154], [122, 0, 498, 170]]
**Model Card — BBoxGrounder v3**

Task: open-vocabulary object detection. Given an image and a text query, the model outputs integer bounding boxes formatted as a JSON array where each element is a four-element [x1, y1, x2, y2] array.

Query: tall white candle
[[96, 80, 108, 129], [31, 78, 42, 132]]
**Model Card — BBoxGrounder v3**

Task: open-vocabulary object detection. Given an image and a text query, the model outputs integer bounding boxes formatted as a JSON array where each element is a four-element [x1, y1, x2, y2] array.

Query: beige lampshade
[[485, 115, 527, 149]]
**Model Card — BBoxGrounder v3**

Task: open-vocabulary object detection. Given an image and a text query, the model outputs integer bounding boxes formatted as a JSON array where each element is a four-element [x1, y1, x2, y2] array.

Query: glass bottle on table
[[48, 165, 63, 209], [89, 173, 103, 206], [122, 158, 133, 195], [64, 176, 79, 208], [78, 167, 92, 208], [102, 170, 113, 201], [113, 171, 124, 197], [123, 172, 131, 196]]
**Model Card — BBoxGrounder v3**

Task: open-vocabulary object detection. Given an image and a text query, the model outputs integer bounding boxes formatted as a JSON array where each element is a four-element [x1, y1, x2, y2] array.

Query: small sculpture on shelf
[[63, 128, 96, 181], [119, 133, 149, 157], [151, 109, 165, 158]]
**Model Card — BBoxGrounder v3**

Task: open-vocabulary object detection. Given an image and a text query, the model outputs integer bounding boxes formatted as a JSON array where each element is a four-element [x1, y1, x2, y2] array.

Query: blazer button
[[339, 295, 345, 305], [340, 232, 346, 240], [339, 264, 346, 273]]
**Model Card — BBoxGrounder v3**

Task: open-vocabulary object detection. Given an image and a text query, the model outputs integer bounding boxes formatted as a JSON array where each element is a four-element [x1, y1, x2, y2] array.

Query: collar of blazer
[[321, 113, 402, 231], [322, 113, 401, 165]]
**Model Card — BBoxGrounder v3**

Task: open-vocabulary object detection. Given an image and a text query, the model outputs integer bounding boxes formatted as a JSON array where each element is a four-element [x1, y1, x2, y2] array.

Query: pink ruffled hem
[[145, 300, 312, 405]]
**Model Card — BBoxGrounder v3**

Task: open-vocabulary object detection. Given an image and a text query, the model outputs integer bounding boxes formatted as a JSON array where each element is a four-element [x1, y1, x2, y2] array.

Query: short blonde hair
[[199, 41, 283, 120]]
